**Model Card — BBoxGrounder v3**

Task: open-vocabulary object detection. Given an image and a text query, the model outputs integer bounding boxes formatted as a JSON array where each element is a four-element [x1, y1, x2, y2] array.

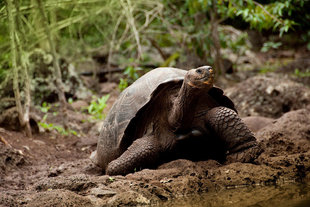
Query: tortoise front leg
[[205, 106, 262, 163], [106, 136, 161, 175]]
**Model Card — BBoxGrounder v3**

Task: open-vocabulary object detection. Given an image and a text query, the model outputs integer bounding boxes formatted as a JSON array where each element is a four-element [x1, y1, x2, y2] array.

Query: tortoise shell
[[93, 67, 235, 168]]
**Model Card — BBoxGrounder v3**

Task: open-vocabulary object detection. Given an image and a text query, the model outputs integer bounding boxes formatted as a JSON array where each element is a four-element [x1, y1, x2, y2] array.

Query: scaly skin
[[206, 106, 263, 163], [106, 136, 161, 175]]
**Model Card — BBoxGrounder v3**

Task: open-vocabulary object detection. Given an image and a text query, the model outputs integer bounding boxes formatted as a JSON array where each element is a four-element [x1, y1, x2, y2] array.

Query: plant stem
[[121, 0, 142, 60], [36, 0, 68, 129], [14, 0, 32, 137], [6, 0, 31, 136], [15, 35, 32, 137]]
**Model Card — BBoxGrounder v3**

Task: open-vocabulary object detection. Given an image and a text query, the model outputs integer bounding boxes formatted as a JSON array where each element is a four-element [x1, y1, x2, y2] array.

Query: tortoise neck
[[169, 81, 207, 133]]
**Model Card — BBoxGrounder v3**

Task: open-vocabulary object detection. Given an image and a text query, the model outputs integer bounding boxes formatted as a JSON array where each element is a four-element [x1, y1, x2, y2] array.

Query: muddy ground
[[1, 65, 310, 206]]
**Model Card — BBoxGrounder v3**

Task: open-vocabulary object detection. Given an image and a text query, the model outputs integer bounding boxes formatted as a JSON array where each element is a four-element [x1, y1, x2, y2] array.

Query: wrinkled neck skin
[[168, 81, 210, 133]]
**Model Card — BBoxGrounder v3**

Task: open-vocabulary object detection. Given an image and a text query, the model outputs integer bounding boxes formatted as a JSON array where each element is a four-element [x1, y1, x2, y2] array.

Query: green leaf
[[87, 95, 110, 120], [119, 78, 128, 91]]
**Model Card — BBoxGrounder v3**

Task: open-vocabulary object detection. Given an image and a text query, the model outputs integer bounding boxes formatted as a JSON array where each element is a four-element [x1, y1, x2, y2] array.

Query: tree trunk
[[6, 0, 32, 137], [36, 0, 68, 129], [210, 0, 224, 77], [15, 0, 32, 137], [16, 37, 33, 138]]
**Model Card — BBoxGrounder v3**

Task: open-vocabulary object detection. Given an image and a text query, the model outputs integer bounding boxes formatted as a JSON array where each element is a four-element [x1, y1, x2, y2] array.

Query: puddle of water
[[154, 183, 310, 207]]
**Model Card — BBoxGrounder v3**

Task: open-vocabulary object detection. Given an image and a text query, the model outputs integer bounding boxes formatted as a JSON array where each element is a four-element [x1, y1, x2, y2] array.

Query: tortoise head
[[185, 66, 214, 89]]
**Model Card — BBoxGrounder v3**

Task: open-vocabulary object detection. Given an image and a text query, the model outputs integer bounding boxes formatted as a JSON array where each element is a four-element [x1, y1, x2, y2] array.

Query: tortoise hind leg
[[205, 106, 263, 163], [106, 136, 161, 175]]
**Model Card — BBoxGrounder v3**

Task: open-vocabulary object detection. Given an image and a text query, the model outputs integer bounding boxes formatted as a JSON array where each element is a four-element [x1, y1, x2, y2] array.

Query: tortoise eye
[[196, 69, 202, 74]]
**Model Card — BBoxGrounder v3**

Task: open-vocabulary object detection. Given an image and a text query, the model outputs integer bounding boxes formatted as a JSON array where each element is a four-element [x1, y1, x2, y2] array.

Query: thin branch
[[117, 4, 162, 54], [120, 0, 142, 59], [147, 37, 168, 60], [107, 15, 123, 80], [253, 1, 284, 25]]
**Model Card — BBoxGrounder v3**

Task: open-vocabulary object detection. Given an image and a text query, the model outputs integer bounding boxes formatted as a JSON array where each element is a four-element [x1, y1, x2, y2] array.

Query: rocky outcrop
[[225, 73, 310, 118]]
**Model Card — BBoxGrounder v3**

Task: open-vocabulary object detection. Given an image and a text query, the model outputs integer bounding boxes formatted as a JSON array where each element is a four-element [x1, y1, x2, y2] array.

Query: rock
[[0, 144, 26, 176], [34, 174, 95, 192], [225, 73, 310, 118], [100, 82, 117, 94], [32, 140, 46, 145], [90, 187, 117, 198], [256, 107, 310, 153], [71, 100, 89, 111], [242, 116, 275, 132], [0, 107, 39, 132], [106, 191, 150, 207], [88, 121, 104, 137], [255, 107, 310, 181], [24, 190, 93, 207]]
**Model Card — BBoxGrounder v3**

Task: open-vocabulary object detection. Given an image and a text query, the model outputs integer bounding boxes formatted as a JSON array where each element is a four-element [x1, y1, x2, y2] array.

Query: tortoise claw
[[225, 143, 264, 164]]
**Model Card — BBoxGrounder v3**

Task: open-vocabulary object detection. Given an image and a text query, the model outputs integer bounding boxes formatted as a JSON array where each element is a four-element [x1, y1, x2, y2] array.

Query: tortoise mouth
[[203, 78, 213, 85], [199, 68, 214, 85], [201, 75, 214, 85], [188, 76, 214, 88]]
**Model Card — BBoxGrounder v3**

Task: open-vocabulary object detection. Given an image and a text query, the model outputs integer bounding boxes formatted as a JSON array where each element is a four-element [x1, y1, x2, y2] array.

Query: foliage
[[39, 101, 51, 113], [38, 102, 77, 136], [187, 0, 300, 35], [221, 31, 248, 53], [0, 0, 163, 80], [124, 65, 140, 81], [1, 0, 309, 73], [219, 26, 249, 65], [261, 41, 282, 52], [118, 65, 141, 91], [87, 95, 110, 120], [68, 98, 73, 104], [259, 61, 280, 74], [160, 0, 309, 69], [301, 30, 310, 51], [160, 0, 212, 61], [161, 52, 180, 67], [118, 78, 129, 91], [39, 119, 78, 136], [294, 69, 310, 78]]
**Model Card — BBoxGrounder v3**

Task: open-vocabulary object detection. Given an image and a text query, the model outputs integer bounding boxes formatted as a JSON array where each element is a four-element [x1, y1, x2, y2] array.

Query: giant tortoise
[[91, 66, 261, 175]]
